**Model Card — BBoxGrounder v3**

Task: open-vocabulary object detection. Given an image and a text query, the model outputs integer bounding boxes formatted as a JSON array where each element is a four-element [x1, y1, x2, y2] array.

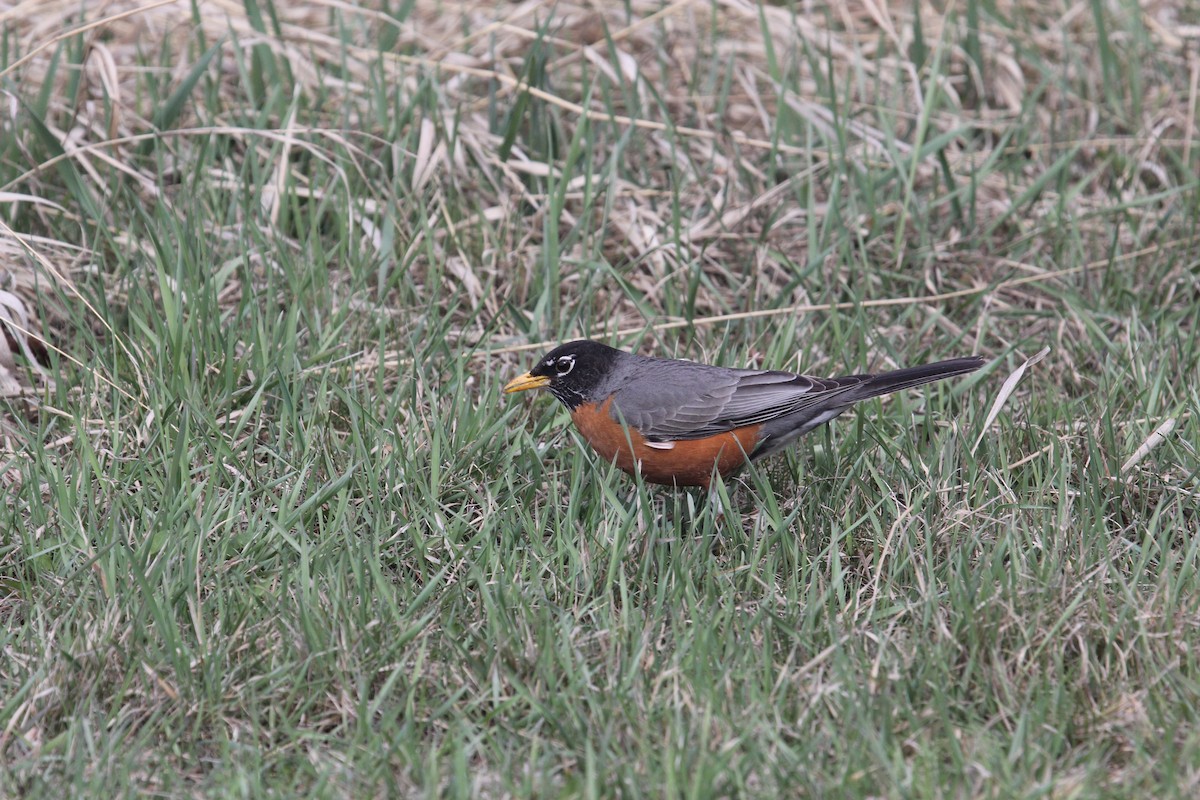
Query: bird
[[503, 340, 986, 489]]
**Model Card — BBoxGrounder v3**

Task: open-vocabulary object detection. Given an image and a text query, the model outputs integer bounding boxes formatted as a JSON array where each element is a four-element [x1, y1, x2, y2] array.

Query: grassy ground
[[2, 0, 1199, 796]]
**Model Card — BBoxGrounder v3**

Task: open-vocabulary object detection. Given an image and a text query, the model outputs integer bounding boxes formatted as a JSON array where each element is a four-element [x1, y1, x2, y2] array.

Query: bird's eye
[[555, 355, 575, 376]]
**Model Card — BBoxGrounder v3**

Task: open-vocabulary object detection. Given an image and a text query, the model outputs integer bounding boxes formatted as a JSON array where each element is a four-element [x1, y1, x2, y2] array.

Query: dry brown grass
[[4, 0, 1195, 360]]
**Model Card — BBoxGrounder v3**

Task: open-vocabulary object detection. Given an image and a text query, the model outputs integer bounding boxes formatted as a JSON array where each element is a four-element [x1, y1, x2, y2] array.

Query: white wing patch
[[644, 440, 676, 450]]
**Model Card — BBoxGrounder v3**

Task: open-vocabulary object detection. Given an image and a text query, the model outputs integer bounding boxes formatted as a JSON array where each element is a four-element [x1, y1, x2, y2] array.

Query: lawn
[[2, 0, 1199, 797]]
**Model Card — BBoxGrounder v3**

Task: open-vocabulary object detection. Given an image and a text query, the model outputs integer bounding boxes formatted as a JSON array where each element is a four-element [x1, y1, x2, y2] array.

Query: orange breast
[[570, 398, 761, 488]]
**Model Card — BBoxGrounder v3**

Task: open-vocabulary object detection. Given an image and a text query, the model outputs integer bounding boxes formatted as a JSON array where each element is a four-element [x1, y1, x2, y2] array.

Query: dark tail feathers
[[849, 356, 986, 402]]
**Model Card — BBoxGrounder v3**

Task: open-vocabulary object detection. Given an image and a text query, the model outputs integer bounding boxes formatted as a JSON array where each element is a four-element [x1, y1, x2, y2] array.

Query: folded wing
[[611, 363, 867, 441]]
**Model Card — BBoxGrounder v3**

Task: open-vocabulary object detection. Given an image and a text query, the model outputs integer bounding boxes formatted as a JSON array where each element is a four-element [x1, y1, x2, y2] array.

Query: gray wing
[[608, 359, 867, 442]]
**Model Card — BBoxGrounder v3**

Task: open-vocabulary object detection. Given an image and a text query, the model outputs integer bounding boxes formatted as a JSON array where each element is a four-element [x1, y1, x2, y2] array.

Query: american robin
[[504, 340, 985, 488]]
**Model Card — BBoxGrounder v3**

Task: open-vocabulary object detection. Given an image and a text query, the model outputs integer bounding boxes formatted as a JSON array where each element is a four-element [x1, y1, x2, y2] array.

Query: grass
[[1, 0, 1199, 796]]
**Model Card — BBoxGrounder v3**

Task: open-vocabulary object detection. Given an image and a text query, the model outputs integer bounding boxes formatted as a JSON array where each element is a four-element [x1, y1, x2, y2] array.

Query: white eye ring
[[554, 355, 575, 376]]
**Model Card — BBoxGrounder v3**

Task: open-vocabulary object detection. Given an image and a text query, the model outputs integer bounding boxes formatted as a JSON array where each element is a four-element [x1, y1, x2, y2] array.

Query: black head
[[502, 340, 624, 410]]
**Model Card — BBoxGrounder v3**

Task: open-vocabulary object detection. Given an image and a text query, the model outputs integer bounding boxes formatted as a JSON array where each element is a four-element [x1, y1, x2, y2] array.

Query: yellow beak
[[503, 372, 551, 393]]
